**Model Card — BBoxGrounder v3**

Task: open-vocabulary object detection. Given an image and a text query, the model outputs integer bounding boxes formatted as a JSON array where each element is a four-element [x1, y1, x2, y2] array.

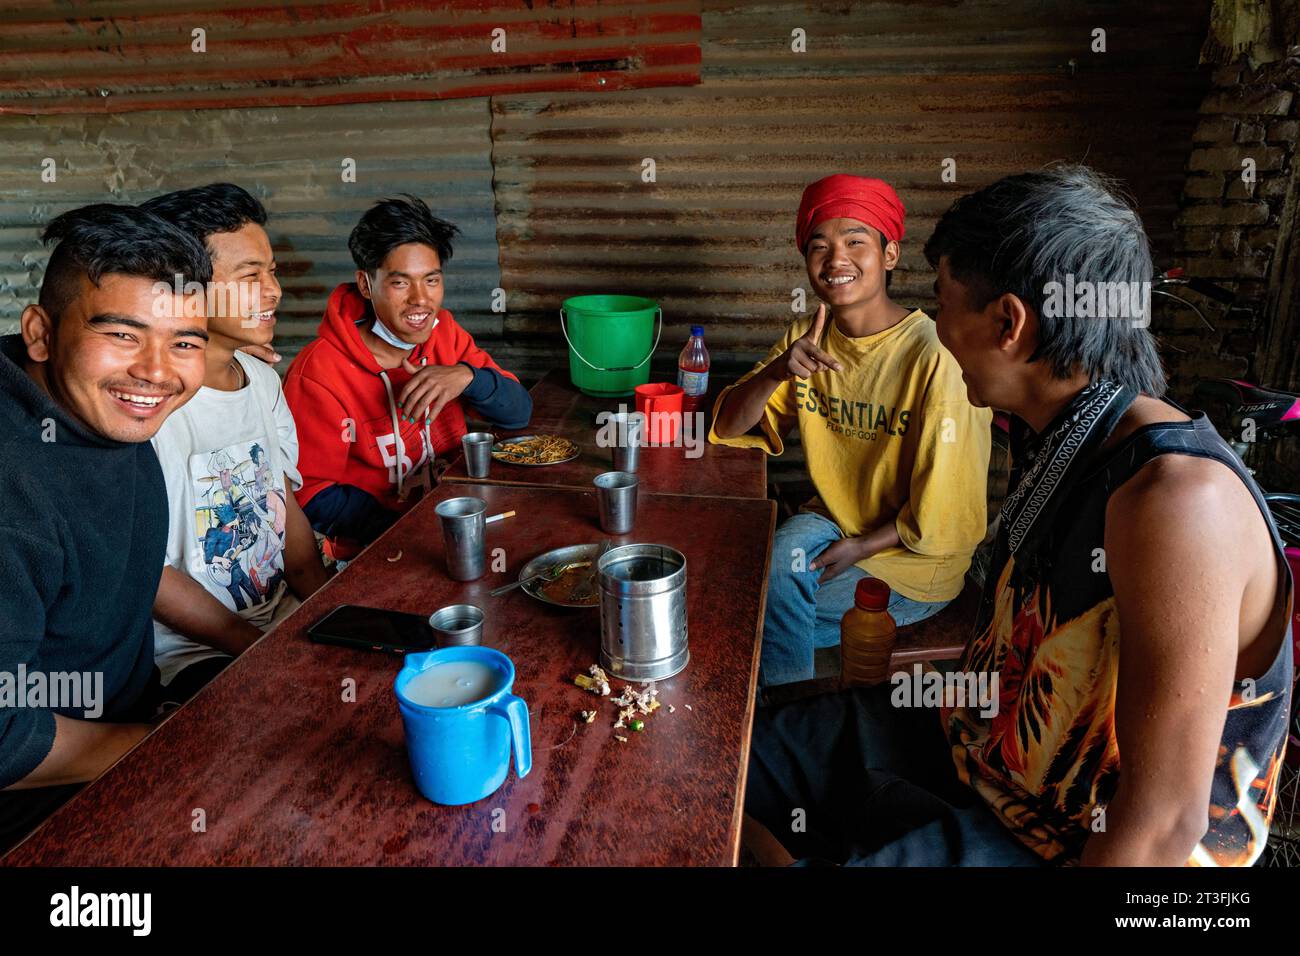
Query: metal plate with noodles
[[517, 543, 602, 608], [491, 434, 579, 466]]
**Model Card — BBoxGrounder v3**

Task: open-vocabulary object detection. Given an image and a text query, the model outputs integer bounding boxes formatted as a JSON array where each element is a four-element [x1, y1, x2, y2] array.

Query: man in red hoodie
[[284, 196, 531, 554]]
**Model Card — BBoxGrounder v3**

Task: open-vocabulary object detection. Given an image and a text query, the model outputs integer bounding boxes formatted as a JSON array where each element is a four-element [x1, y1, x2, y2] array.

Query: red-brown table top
[[444, 369, 767, 500], [5, 482, 775, 867]]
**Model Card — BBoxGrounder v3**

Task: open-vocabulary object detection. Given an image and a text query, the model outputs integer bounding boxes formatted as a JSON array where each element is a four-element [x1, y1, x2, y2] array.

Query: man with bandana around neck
[[743, 166, 1293, 867], [284, 196, 531, 559], [712, 174, 993, 688]]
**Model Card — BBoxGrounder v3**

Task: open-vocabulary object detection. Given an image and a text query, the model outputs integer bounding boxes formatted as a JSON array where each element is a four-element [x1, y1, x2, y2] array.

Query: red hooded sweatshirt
[[284, 282, 518, 514]]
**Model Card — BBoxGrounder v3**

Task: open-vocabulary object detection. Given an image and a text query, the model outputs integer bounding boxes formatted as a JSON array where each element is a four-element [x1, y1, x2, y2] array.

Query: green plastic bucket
[[561, 295, 662, 397]]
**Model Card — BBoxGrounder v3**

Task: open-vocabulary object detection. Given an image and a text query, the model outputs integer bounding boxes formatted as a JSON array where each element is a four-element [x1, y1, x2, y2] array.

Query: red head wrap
[[795, 175, 906, 251]]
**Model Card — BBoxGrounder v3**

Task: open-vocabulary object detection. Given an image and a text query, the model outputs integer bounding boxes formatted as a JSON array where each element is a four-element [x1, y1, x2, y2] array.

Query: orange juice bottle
[[840, 578, 897, 687]]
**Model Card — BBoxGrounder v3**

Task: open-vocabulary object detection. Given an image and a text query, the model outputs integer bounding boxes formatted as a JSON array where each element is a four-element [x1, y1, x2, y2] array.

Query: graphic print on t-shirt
[[190, 438, 287, 614], [794, 379, 912, 440]]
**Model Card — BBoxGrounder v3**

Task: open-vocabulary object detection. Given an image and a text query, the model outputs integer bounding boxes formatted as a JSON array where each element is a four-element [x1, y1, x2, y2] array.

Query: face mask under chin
[[371, 317, 420, 351]]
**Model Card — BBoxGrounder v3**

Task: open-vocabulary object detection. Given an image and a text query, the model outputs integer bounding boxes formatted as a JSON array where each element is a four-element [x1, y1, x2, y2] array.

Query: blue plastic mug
[[394, 646, 532, 805]]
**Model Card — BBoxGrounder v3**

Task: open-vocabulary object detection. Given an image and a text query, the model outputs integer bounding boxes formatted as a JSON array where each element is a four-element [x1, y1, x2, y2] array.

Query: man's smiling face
[[804, 217, 897, 309], [206, 222, 281, 350], [23, 272, 208, 442], [359, 242, 444, 345]]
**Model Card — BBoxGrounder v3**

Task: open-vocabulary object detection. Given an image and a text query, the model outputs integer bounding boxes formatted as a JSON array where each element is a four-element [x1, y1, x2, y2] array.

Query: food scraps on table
[[573, 664, 611, 696], [573, 667, 672, 740]]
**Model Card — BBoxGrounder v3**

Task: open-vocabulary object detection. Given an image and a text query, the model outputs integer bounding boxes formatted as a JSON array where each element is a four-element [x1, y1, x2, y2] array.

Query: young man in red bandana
[[711, 174, 992, 686]]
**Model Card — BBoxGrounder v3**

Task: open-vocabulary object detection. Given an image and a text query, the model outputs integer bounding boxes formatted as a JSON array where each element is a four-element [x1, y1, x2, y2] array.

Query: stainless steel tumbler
[[462, 432, 494, 479], [435, 496, 488, 581], [593, 471, 638, 535], [428, 604, 485, 646]]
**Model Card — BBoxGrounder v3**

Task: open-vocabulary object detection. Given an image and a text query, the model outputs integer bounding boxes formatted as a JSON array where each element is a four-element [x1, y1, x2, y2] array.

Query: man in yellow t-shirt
[[710, 174, 991, 686]]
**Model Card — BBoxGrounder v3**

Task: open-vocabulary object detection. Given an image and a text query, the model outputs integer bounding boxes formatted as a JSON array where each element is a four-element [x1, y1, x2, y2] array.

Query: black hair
[[38, 203, 213, 322], [924, 165, 1165, 395], [348, 195, 459, 274], [140, 183, 267, 252]]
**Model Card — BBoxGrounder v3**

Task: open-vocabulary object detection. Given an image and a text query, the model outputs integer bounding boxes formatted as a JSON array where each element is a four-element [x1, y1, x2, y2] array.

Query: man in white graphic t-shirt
[[143, 184, 330, 704]]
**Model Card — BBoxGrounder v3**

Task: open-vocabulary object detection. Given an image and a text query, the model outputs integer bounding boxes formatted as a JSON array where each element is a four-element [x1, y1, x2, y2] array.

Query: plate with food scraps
[[491, 434, 580, 467], [517, 543, 602, 608]]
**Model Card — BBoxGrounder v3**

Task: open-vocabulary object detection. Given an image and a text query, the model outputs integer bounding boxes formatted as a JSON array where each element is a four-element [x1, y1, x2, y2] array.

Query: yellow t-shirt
[[708, 310, 992, 602]]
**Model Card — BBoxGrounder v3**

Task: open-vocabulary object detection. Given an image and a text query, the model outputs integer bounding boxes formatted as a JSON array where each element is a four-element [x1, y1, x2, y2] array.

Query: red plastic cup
[[634, 382, 683, 444]]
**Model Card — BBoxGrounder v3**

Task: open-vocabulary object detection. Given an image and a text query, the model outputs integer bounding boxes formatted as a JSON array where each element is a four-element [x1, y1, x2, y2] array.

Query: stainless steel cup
[[462, 432, 494, 479], [428, 604, 485, 646], [435, 496, 488, 580], [593, 471, 638, 535], [609, 412, 644, 473]]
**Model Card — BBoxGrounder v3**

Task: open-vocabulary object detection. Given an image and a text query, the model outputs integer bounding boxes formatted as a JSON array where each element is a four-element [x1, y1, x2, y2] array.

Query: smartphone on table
[[307, 604, 436, 654]]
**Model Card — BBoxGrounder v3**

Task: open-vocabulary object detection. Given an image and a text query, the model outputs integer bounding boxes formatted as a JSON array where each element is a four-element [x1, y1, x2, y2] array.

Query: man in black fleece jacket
[[0, 204, 211, 853]]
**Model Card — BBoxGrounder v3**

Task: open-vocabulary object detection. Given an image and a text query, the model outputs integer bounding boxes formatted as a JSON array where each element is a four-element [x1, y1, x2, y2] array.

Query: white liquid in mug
[[404, 660, 499, 708]]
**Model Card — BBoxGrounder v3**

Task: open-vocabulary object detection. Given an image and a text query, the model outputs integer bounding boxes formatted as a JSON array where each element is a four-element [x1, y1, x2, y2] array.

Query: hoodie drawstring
[[378, 370, 407, 499], [379, 358, 441, 502]]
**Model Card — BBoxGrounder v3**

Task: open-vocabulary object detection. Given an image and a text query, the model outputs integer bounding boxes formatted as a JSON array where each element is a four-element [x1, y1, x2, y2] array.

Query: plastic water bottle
[[677, 325, 710, 415], [840, 578, 897, 687]]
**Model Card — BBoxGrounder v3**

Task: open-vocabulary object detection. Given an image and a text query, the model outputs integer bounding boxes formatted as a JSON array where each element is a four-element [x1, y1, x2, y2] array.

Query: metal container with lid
[[597, 543, 688, 681]]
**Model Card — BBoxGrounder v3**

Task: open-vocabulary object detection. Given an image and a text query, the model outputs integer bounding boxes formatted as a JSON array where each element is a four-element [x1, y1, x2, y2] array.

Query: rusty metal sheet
[[0, 0, 702, 114], [0, 97, 501, 345], [0, 0, 1213, 364], [489, 0, 1213, 349]]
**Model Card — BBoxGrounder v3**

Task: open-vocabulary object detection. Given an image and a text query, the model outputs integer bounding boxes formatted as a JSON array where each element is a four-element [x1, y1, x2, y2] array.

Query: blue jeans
[[746, 684, 1046, 866], [303, 483, 399, 547], [762, 512, 948, 687]]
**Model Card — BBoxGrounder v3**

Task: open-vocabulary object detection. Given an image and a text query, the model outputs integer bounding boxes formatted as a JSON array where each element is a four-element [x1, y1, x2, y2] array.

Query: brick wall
[[1167, 52, 1299, 487]]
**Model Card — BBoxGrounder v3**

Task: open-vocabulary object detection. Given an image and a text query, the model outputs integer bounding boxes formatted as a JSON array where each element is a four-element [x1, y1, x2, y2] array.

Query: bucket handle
[[560, 306, 662, 373]]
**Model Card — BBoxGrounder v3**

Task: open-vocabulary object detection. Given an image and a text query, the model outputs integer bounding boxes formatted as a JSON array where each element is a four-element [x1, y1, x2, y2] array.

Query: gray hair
[[923, 165, 1166, 395]]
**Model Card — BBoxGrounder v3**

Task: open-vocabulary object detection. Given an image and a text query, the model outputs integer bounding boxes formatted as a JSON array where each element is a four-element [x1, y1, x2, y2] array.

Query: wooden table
[[5, 482, 776, 866], [444, 370, 767, 499]]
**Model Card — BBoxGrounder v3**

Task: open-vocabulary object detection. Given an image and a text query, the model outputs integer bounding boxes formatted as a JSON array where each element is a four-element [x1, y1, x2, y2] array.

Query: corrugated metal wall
[[0, 0, 1212, 373], [0, 97, 502, 338], [0, 0, 702, 112], [495, 0, 1213, 352]]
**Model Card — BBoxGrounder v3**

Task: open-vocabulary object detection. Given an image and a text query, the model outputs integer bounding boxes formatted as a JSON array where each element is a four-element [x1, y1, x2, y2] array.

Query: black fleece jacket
[[0, 334, 166, 788]]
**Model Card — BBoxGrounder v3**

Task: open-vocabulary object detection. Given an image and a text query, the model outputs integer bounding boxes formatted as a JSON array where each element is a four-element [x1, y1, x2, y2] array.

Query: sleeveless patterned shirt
[[947, 410, 1294, 865]]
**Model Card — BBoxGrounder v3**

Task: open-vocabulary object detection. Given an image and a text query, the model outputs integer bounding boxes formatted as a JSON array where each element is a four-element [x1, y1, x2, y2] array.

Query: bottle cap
[[690, 325, 704, 336], [854, 577, 890, 611]]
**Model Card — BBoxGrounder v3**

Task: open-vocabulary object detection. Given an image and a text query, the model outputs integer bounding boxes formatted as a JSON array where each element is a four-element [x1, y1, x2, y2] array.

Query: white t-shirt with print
[[150, 351, 303, 685]]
